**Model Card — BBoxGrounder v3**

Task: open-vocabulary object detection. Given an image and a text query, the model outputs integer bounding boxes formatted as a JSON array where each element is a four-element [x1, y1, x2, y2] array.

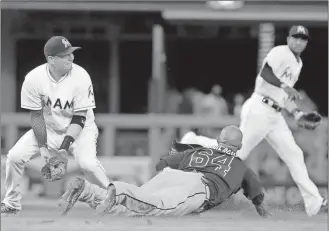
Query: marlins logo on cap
[[288, 25, 309, 39], [44, 36, 81, 58]]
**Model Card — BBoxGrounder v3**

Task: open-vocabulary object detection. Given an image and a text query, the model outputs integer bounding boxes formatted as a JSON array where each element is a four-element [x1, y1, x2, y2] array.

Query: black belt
[[261, 97, 282, 112]]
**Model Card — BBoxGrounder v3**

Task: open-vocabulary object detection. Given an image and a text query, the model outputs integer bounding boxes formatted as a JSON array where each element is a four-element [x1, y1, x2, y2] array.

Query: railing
[[1, 113, 327, 204], [1, 113, 240, 174], [2, 113, 327, 178]]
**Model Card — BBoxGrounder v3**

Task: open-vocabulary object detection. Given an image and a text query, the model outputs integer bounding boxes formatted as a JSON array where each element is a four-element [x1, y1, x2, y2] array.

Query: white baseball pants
[[237, 93, 324, 216], [3, 122, 109, 210]]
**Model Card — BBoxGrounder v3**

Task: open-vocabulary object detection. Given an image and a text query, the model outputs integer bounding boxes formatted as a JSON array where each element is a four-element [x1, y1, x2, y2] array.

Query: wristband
[[292, 109, 304, 121], [59, 135, 75, 151], [280, 83, 288, 89], [71, 115, 86, 128]]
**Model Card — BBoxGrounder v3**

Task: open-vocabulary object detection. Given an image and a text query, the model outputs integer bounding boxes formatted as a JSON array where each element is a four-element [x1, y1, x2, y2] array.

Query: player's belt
[[261, 97, 282, 112]]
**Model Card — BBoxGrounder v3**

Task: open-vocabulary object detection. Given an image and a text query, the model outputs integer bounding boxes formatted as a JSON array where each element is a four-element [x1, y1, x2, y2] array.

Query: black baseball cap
[[288, 25, 309, 39], [44, 36, 81, 57]]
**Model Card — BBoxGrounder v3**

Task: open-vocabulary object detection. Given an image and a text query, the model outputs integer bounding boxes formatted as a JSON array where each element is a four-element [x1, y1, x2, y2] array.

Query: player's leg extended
[[2, 130, 40, 214], [71, 122, 110, 189], [180, 131, 217, 148], [59, 177, 141, 216], [140, 167, 191, 192], [237, 95, 275, 160], [97, 168, 208, 216], [266, 117, 324, 216]]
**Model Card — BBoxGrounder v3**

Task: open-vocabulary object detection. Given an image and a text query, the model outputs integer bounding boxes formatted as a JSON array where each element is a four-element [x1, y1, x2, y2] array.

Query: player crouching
[[58, 125, 272, 218]]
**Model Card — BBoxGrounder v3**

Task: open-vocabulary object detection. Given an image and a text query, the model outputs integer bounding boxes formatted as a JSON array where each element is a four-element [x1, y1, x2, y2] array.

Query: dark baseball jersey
[[160, 146, 262, 207]]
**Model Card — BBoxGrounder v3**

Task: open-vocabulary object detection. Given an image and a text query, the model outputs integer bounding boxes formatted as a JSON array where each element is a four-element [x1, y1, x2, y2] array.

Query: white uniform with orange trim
[[3, 63, 109, 210]]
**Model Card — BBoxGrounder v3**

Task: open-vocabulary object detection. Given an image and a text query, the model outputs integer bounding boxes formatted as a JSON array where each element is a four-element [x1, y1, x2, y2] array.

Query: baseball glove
[[297, 111, 322, 130], [41, 150, 68, 182]]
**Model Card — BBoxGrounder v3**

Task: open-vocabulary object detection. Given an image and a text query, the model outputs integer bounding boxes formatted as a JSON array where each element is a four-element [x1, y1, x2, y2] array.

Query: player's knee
[[293, 147, 304, 162], [285, 146, 304, 166], [77, 158, 97, 171]]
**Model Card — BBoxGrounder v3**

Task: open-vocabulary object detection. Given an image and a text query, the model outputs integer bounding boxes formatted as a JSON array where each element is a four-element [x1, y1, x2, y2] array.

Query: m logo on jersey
[[280, 67, 292, 81], [45, 97, 73, 110], [88, 85, 94, 99], [62, 38, 71, 48]]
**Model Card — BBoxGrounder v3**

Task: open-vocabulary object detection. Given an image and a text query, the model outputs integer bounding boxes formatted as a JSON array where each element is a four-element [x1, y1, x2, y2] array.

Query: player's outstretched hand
[[282, 86, 301, 101], [297, 111, 322, 130], [255, 204, 273, 218]]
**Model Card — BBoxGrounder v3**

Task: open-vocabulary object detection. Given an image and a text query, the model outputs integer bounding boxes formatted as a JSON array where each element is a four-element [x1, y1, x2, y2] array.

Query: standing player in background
[[1, 36, 110, 216], [180, 25, 327, 216], [237, 25, 326, 216], [58, 125, 271, 218]]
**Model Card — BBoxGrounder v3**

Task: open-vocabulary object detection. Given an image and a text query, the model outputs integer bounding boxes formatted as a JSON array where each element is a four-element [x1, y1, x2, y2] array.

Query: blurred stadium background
[[1, 1, 328, 213]]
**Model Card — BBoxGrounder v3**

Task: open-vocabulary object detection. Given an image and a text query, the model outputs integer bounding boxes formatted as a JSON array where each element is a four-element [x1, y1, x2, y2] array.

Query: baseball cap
[[288, 25, 309, 39], [44, 36, 81, 57], [216, 125, 243, 149]]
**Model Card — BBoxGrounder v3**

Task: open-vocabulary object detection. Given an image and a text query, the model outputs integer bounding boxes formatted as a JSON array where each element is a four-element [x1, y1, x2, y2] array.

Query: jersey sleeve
[[160, 154, 183, 169], [21, 75, 43, 110], [73, 71, 96, 112], [265, 47, 291, 82], [241, 167, 263, 201]]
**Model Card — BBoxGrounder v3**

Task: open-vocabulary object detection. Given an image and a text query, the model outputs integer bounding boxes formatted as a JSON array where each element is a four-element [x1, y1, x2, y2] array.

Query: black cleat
[[1, 203, 20, 217], [169, 140, 201, 155], [58, 178, 85, 216], [95, 184, 116, 215], [319, 199, 328, 214]]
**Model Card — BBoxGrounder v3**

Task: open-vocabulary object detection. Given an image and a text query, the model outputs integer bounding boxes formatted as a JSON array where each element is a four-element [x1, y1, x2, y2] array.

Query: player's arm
[[30, 110, 47, 148], [155, 153, 183, 171], [284, 99, 322, 130], [21, 75, 50, 159], [260, 63, 283, 87], [58, 110, 87, 151], [241, 168, 272, 217], [284, 99, 304, 120], [260, 49, 300, 101], [241, 167, 263, 204]]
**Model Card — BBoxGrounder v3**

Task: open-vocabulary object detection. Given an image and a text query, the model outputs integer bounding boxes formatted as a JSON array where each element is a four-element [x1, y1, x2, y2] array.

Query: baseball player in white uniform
[[179, 26, 327, 216], [1, 36, 110, 216]]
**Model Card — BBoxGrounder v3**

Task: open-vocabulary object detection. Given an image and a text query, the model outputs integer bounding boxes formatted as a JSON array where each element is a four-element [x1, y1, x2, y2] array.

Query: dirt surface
[[1, 206, 327, 231]]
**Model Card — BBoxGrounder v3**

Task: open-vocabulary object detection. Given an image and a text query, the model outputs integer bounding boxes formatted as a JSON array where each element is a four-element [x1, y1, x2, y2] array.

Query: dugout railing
[[1, 113, 240, 174], [1, 113, 327, 176], [1, 113, 327, 204]]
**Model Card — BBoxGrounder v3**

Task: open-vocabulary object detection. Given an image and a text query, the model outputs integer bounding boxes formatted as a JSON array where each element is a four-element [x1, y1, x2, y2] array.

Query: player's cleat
[[1, 203, 20, 217], [58, 178, 85, 216], [319, 199, 328, 213], [169, 140, 202, 155], [95, 184, 116, 215]]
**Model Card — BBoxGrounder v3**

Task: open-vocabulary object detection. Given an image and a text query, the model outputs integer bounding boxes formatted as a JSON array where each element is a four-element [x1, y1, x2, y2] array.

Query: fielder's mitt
[[41, 150, 68, 182], [297, 111, 322, 130]]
